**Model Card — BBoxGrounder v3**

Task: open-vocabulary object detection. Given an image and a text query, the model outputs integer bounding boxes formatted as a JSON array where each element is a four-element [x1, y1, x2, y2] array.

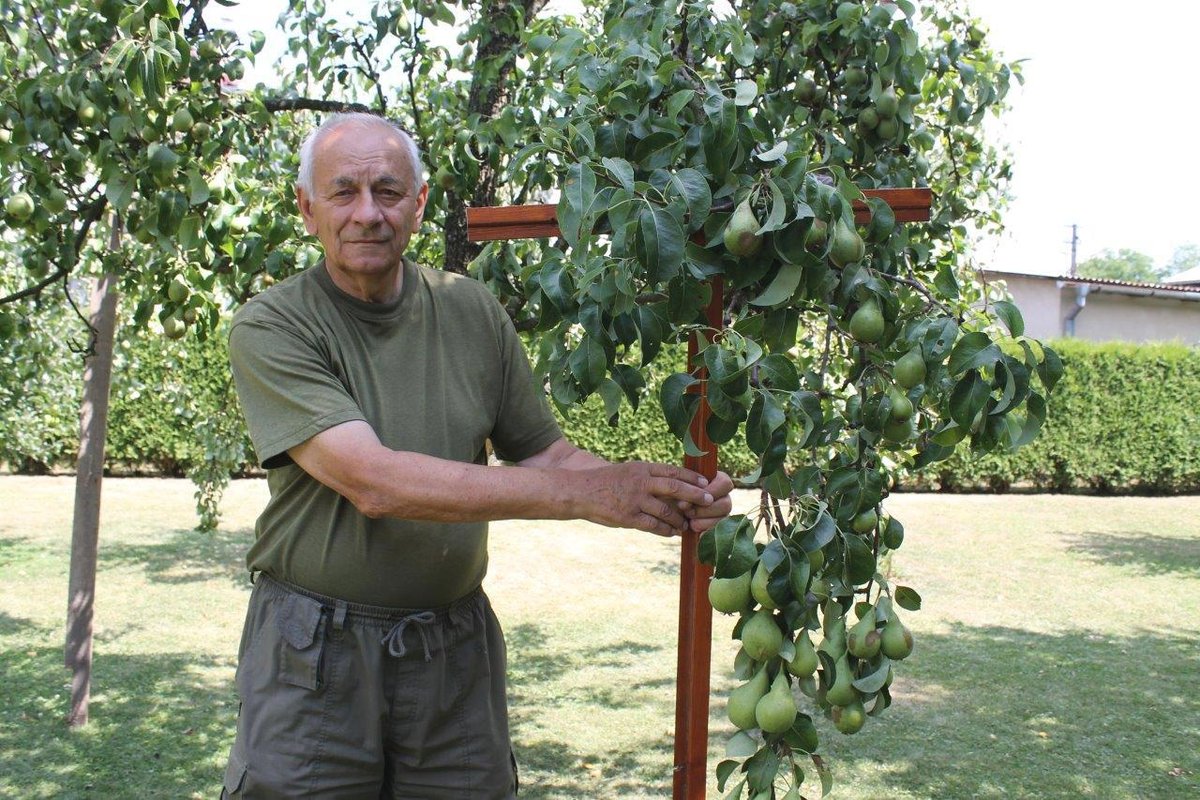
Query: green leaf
[[745, 746, 780, 793], [734, 79, 757, 106], [756, 178, 788, 235], [597, 378, 623, 425], [601, 157, 634, 193], [660, 371, 699, 440], [843, 533, 876, 585], [948, 331, 1001, 376], [894, 586, 922, 611], [993, 300, 1024, 337], [1014, 391, 1046, 447], [568, 334, 606, 395], [556, 161, 596, 247], [665, 168, 712, 232], [1038, 345, 1064, 393], [796, 509, 837, 553], [757, 354, 800, 391], [749, 261, 803, 307], [949, 370, 989, 428], [636, 203, 685, 284], [610, 363, 645, 409], [852, 658, 892, 694], [934, 263, 960, 299], [699, 515, 757, 578], [187, 170, 210, 206]]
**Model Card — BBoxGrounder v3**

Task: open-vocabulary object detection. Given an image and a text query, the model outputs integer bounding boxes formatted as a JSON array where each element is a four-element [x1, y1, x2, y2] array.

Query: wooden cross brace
[[465, 186, 932, 800]]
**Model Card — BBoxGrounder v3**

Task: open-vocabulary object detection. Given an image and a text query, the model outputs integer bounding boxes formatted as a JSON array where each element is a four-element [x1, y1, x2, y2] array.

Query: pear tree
[[465, 1, 1061, 796], [0, 0, 1061, 792]]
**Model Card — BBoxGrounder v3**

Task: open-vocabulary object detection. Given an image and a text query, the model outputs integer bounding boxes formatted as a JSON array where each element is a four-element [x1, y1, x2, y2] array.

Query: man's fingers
[[647, 462, 708, 488], [650, 477, 713, 506]]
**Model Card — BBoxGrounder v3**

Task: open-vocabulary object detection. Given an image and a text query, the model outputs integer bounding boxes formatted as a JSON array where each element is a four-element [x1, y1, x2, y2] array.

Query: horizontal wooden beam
[[465, 187, 931, 242]]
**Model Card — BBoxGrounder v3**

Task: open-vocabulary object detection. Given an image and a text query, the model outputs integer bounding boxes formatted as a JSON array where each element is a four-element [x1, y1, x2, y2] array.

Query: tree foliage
[[1076, 248, 1164, 284], [0, 0, 1062, 794]]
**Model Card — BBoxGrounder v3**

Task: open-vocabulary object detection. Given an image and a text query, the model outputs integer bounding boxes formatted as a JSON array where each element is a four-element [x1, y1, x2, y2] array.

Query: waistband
[[254, 571, 483, 623]]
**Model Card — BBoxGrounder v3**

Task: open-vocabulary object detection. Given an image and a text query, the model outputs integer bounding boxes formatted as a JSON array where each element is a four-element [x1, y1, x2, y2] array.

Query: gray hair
[[296, 113, 425, 195]]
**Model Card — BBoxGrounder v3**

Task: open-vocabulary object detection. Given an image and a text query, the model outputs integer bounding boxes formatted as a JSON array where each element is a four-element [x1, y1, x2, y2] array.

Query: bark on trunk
[[443, 0, 550, 274], [64, 263, 119, 728]]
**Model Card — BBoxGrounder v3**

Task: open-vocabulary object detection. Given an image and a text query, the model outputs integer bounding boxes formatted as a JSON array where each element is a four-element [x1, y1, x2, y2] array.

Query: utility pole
[[1069, 224, 1078, 276]]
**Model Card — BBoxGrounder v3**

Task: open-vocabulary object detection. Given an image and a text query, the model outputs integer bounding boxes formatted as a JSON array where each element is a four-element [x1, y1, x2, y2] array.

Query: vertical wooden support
[[65, 222, 120, 728], [673, 275, 723, 800]]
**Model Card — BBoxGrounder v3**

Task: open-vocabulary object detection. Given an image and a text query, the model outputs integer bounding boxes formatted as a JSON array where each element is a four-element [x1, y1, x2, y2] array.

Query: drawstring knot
[[381, 612, 437, 661]]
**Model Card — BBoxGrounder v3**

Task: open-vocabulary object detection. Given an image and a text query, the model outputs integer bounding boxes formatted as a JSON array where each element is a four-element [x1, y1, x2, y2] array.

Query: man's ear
[[296, 185, 318, 235], [412, 182, 429, 228]]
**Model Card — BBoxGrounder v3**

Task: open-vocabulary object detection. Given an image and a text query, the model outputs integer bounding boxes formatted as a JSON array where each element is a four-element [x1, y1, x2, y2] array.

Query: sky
[[216, 1, 1200, 278]]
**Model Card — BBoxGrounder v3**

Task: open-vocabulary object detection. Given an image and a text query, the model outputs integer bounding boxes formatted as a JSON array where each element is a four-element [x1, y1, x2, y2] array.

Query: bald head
[[297, 113, 425, 196]]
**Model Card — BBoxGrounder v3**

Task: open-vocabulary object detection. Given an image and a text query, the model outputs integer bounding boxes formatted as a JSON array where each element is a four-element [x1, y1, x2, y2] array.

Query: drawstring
[[381, 612, 437, 661]]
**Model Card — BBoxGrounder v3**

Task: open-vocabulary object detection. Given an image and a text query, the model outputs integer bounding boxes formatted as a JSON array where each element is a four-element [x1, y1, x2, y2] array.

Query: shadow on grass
[[817, 624, 1200, 800], [0, 536, 38, 568], [0, 634, 237, 799], [1064, 531, 1200, 578], [0, 611, 33, 636], [100, 527, 254, 587]]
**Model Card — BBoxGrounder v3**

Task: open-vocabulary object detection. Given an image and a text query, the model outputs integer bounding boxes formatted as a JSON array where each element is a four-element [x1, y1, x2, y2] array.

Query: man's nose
[[350, 191, 384, 225]]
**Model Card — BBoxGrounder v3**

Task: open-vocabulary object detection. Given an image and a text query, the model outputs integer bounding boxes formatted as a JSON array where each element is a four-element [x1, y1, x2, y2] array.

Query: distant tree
[[1077, 248, 1165, 283], [1165, 244, 1200, 278]]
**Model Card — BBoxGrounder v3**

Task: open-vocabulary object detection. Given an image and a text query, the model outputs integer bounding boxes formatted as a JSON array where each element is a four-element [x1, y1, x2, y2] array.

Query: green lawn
[[1, 477, 1197, 799]]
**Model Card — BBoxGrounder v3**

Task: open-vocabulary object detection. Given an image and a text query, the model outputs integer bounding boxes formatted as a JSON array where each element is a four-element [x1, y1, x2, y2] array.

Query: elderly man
[[220, 112, 733, 799]]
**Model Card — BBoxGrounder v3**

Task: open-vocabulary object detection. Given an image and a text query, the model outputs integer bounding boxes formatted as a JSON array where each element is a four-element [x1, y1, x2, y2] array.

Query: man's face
[[297, 123, 429, 296]]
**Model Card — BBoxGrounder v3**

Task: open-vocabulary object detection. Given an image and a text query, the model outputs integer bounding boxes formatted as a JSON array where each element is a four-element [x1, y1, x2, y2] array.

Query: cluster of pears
[[711, 563, 916, 740]]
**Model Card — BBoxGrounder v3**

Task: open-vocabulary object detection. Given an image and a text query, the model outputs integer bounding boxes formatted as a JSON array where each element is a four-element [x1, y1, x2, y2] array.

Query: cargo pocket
[[221, 748, 247, 798], [275, 593, 327, 690]]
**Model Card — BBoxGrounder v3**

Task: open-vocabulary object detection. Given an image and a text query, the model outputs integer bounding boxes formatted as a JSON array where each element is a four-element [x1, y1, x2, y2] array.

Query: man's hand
[[682, 470, 735, 534], [571, 461, 718, 538]]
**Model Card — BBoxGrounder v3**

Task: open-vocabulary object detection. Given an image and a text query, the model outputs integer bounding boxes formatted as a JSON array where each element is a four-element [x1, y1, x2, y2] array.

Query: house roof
[[979, 268, 1200, 301], [1163, 265, 1200, 285]]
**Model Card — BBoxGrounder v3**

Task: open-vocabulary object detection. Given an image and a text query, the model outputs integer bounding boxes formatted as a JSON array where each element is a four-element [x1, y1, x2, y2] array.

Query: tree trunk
[[443, 0, 550, 274], [64, 263, 119, 728]]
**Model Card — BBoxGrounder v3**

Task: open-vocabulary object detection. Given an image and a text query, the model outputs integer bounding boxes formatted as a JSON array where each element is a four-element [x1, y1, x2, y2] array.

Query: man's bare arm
[[288, 421, 717, 537], [517, 437, 735, 533]]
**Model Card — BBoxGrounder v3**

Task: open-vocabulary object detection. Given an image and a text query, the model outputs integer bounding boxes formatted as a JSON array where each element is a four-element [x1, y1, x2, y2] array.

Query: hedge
[[908, 338, 1200, 494], [3, 329, 1197, 495]]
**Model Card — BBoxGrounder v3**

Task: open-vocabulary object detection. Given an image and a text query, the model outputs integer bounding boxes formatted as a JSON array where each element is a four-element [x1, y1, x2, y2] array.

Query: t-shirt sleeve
[[228, 313, 366, 469], [487, 302, 563, 463]]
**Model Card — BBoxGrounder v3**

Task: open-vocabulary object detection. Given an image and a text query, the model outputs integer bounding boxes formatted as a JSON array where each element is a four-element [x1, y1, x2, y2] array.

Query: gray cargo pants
[[221, 573, 517, 799]]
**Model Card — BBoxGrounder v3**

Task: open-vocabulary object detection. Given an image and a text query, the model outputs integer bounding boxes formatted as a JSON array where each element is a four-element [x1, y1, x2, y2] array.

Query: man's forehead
[[313, 126, 412, 180]]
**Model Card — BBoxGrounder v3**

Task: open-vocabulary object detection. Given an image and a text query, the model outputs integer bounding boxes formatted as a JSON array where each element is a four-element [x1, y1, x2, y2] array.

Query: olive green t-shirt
[[228, 259, 562, 607]]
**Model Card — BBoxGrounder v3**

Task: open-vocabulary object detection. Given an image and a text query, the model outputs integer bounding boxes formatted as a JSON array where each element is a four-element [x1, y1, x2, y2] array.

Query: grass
[[1, 477, 1198, 799]]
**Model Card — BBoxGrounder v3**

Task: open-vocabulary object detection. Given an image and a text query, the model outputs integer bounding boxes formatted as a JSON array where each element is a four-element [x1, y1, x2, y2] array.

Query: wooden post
[[65, 220, 120, 728], [673, 275, 722, 799], [465, 186, 930, 799]]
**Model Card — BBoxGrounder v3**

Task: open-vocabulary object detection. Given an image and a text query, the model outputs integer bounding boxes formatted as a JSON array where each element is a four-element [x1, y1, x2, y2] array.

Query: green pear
[[786, 631, 818, 677], [889, 388, 914, 420], [882, 517, 904, 550], [804, 218, 828, 250], [741, 609, 783, 662], [832, 698, 867, 734], [756, 671, 798, 733], [782, 783, 802, 800], [894, 347, 927, 388], [876, 87, 899, 118], [723, 198, 762, 258], [727, 664, 769, 730], [851, 508, 877, 533], [848, 301, 884, 343], [750, 560, 778, 610], [847, 606, 880, 659], [880, 614, 914, 660], [829, 219, 865, 266], [818, 617, 846, 659], [825, 652, 857, 706], [708, 570, 752, 614]]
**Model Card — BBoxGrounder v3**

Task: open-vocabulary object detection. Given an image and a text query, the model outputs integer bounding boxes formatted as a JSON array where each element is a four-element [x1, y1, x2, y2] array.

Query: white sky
[[217, 1, 1200, 278]]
